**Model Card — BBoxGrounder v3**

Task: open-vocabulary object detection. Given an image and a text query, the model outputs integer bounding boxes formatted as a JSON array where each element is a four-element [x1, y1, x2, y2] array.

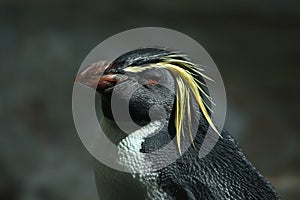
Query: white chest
[[95, 118, 170, 200]]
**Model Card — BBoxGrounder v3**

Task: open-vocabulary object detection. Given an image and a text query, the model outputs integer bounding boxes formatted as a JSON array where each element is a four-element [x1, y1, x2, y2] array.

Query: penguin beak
[[75, 61, 127, 92]]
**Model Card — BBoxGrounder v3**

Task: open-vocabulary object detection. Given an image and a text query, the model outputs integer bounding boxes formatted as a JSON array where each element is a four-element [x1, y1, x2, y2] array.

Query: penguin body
[[94, 116, 278, 200], [77, 48, 279, 199]]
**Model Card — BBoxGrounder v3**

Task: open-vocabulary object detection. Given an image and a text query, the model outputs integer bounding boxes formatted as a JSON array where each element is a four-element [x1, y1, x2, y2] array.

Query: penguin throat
[[117, 120, 164, 171]]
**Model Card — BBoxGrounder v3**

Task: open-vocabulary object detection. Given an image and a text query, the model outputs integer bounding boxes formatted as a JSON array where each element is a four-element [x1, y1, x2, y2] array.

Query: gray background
[[0, 1, 299, 199]]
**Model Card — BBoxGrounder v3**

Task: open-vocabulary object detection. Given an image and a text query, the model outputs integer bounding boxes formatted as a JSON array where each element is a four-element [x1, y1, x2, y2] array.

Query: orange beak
[[75, 61, 127, 91]]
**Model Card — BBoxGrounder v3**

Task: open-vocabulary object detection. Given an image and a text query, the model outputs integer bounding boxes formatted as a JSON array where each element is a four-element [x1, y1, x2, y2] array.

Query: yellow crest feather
[[123, 55, 221, 154]]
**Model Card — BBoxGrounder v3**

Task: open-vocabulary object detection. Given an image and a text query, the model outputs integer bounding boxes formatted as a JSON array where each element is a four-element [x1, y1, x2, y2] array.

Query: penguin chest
[[95, 119, 170, 200], [116, 121, 170, 200]]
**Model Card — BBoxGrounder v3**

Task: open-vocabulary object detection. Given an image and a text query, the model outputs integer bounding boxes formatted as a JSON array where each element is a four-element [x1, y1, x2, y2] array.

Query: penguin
[[76, 48, 279, 200]]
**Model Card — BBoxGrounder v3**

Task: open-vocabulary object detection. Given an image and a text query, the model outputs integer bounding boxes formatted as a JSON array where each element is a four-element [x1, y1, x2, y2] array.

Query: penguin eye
[[138, 71, 160, 86], [147, 79, 158, 85]]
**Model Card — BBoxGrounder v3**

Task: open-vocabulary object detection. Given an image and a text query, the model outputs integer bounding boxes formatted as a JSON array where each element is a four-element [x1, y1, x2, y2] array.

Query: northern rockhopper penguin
[[76, 48, 279, 200]]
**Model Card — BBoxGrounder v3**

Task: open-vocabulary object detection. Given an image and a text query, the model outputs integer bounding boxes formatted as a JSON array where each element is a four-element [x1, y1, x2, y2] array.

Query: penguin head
[[100, 48, 178, 125], [76, 48, 219, 152]]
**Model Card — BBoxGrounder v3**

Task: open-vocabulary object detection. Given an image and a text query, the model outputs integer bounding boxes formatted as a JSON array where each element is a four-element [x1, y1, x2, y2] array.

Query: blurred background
[[0, 0, 299, 199]]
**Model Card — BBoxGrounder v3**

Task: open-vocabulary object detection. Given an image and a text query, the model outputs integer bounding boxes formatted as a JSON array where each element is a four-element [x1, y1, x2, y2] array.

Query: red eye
[[148, 79, 158, 85]]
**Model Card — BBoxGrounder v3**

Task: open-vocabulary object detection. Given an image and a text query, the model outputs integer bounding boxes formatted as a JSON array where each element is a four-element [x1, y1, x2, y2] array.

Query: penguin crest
[[123, 52, 221, 154]]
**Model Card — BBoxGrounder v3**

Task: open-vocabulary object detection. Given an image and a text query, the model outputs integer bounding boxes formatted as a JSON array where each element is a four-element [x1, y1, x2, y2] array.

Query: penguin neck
[[100, 117, 167, 149], [100, 117, 129, 144]]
